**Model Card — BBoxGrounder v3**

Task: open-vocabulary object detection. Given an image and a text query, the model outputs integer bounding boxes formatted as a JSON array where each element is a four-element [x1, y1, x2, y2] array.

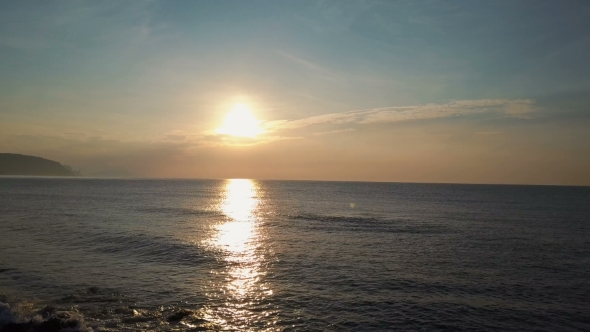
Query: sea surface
[[0, 178, 589, 331]]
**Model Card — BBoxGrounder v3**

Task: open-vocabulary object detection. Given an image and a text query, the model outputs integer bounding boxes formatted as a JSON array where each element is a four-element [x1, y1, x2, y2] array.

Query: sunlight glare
[[202, 179, 274, 328], [216, 104, 264, 138]]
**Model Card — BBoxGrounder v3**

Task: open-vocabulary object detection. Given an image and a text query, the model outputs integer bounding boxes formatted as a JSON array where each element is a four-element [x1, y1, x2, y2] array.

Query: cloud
[[166, 134, 187, 141], [313, 128, 356, 136], [265, 99, 538, 131], [276, 50, 342, 82], [0, 0, 159, 52], [202, 134, 303, 147]]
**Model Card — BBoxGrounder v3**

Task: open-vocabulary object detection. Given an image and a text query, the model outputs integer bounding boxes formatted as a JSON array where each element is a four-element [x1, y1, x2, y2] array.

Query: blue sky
[[1, 1, 589, 184]]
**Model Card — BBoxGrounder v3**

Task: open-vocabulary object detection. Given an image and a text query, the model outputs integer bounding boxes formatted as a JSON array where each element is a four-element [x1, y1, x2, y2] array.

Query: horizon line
[[1, 175, 588, 188]]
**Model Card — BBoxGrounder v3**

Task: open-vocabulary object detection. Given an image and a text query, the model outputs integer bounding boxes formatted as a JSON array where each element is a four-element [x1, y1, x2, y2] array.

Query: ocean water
[[0, 178, 589, 331]]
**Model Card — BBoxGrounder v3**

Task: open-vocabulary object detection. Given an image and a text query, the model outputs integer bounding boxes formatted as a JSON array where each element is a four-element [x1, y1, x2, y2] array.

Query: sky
[[1, 0, 589, 185]]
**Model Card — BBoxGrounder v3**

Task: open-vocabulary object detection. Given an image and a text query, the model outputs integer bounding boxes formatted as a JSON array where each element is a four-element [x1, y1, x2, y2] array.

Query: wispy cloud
[[313, 128, 356, 136], [0, 0, 158, 51], [276, 50, 342, 82], [265, 99, 538, 132]]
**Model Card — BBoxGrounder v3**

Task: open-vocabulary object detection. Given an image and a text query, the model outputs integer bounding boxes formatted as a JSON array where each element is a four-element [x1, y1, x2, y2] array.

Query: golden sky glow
[[1, 2, 590, 185]]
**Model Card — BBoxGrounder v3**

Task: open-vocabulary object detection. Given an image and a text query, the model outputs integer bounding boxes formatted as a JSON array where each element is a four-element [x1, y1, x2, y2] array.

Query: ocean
[[0, 178, 589, 331]]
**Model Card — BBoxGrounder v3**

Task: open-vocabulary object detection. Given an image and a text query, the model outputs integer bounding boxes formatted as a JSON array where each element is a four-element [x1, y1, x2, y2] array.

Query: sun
[[216, 104, 264, 138]]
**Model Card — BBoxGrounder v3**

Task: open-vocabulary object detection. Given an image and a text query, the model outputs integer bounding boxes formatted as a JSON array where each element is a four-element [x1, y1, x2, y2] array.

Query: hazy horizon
[[2, 1, 590, 185], [3, 172, 590, 188]]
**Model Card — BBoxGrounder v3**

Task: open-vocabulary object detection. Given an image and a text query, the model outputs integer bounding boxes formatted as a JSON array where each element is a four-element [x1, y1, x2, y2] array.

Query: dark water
[[0, 178, 589, 331]]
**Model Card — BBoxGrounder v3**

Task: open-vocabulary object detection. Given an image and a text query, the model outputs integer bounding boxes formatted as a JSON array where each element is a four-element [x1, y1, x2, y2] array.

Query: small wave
[[290, 213, 385, 224], [288, 213, 445, 233], [136, 206, 217, 217], [81, 232, 214, 267]]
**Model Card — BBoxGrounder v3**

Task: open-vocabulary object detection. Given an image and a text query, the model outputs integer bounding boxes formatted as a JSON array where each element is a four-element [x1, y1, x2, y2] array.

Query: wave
[[287, 213, 446, 233], [0, 300, 90, 332], [135, 206, 218, 217], [0, 290, 214, 332], [74, 232, 215, 267]]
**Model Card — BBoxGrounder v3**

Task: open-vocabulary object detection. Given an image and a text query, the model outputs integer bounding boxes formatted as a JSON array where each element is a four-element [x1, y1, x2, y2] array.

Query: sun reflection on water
[[216, 179, 258, 254], [203, 179, 275, 330]]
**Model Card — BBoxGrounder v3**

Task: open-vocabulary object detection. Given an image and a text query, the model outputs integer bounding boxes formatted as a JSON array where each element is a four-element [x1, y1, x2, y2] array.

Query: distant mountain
[[0, 153, 76, 176]]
